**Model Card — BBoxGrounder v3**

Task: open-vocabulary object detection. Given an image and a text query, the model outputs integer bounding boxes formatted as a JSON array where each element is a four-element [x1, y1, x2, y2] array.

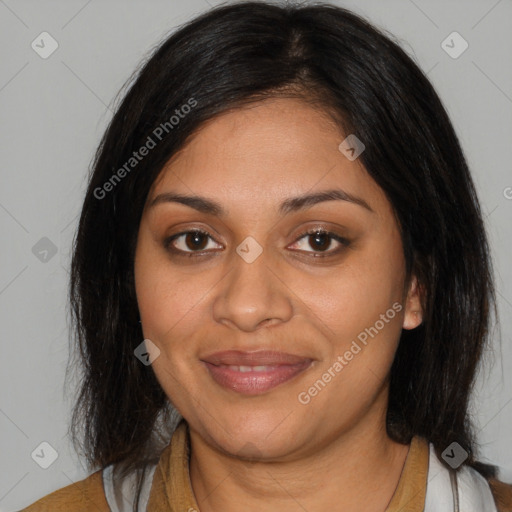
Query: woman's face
[[134, 97, 422, 460]]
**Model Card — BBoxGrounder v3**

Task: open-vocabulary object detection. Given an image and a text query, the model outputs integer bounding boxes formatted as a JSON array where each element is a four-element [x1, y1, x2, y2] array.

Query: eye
[[289, 228, 350, 257], [164, 229, 223, 256]]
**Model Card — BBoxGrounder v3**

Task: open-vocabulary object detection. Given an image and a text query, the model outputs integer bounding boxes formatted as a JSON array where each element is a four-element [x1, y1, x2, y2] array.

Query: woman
[[22, 1, 512, 511]]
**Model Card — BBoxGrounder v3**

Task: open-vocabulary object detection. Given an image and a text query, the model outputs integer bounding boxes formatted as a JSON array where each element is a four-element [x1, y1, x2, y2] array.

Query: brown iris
[[185, 231, 209, 251], [308, 231, 331, 251]]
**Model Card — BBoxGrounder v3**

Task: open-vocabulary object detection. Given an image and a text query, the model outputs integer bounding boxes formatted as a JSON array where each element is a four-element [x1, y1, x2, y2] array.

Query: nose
[[212, 247, 294, 332]]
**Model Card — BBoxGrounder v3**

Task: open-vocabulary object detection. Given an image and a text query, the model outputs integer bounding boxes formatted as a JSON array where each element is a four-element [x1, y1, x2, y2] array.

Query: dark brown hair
[[66, 2, 498, 509]]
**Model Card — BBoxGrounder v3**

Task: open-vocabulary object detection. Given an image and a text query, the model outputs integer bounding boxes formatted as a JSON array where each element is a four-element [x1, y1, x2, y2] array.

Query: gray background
[[0, 0, 511, 510]]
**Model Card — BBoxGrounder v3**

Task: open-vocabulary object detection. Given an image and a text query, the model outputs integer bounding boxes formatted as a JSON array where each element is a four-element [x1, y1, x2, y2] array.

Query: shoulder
[[20, 469, 110, 512], [489, 477, 512, 512]]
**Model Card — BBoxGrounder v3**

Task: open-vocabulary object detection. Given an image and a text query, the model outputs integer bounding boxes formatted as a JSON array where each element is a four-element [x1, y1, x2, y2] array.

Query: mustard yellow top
[[21, 420, 512, 511], [146, 421, 429, 511]]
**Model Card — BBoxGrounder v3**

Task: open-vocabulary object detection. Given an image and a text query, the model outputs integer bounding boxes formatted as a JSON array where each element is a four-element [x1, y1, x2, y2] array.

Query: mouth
[[200, 350, 313, 395]]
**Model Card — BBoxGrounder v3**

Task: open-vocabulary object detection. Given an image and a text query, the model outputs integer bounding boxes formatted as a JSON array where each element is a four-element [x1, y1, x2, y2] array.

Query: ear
[[402, 275, 423, 330]]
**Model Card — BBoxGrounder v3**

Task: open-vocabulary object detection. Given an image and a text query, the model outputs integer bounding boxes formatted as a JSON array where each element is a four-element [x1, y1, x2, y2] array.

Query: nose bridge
[[212, 240, 293, 331]]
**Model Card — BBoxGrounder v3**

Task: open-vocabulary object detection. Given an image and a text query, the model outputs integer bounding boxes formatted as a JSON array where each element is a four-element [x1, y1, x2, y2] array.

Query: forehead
[[147, 97, 388, 217]]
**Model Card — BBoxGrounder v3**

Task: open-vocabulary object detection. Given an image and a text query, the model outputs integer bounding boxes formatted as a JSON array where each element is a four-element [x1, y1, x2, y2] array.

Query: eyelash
[[163, 228, 350, 259]]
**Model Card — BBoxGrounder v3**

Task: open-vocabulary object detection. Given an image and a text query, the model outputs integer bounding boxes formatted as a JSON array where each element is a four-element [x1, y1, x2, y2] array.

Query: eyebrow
[[147, 188, 374, 216]]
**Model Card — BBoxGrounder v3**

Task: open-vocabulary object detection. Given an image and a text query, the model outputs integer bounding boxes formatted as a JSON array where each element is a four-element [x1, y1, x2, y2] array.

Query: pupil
[[310, 232, 329, 251], [186, 232, 207, 250]]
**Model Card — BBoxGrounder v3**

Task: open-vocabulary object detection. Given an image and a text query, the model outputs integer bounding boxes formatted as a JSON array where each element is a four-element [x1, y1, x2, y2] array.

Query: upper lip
[[201, 350, 312, 366]]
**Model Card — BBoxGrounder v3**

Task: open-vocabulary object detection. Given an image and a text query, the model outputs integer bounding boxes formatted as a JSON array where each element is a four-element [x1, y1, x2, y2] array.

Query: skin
[[134, 97, 423, 512]]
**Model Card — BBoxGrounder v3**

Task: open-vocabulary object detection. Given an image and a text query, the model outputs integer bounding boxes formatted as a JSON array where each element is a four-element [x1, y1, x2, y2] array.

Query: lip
[[200, 350, 313, 395], [201, 350, 310, 366]]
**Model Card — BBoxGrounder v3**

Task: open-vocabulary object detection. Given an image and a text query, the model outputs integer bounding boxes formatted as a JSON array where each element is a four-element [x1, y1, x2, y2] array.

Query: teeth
[[226, 365, 277, 372]]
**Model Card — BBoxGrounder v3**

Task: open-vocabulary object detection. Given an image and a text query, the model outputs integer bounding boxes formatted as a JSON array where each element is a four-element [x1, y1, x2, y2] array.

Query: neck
[[188, 401, 410, 512]]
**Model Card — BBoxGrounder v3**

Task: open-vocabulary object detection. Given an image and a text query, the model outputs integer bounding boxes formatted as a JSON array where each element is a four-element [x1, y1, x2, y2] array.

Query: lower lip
[[202, 360, 312, 395]]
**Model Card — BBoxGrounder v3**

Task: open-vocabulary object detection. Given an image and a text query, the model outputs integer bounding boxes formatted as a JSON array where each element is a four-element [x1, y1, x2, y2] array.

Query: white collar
[[424, 443, 498, 511]]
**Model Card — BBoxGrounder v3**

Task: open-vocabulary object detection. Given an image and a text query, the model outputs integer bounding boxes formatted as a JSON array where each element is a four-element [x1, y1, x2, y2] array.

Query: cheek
[[296, 267, 404, 422], [134, 254, 205, 400], [136, 274, 209, 355], [302, 262, 404, 340]]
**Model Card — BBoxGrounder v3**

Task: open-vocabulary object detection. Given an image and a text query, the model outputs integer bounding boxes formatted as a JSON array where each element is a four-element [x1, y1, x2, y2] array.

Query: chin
[[200, 409, 305, 460]]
